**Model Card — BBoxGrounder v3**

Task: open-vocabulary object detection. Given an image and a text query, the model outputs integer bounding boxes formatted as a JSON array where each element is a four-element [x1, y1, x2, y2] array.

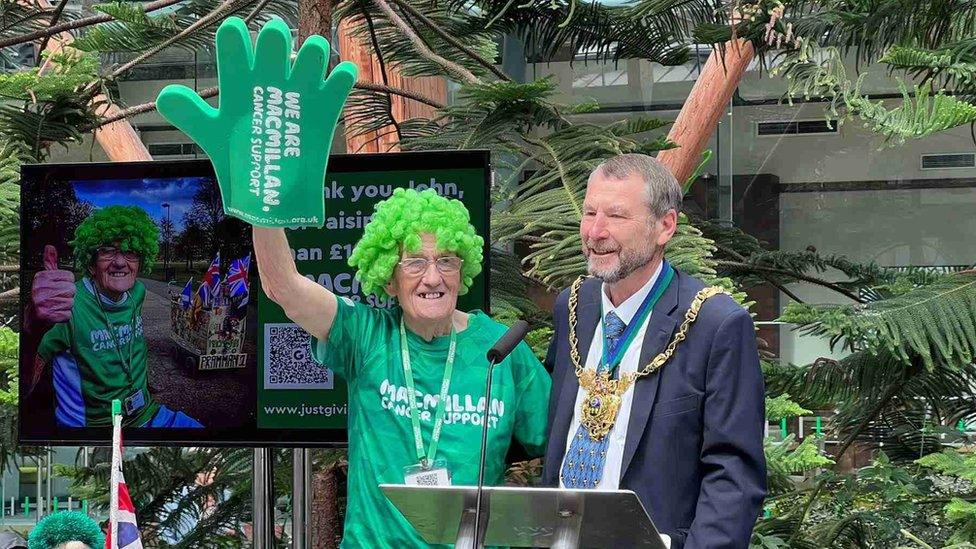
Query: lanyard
[[399, 318, 457, 469], [600, 260, 674, 372], [93, 280, 137, 384]]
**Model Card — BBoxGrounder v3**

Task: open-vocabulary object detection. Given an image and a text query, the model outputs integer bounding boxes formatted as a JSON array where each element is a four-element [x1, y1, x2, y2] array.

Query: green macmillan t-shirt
[[37, 278, 159, 428], [312, 297, 552, 549]]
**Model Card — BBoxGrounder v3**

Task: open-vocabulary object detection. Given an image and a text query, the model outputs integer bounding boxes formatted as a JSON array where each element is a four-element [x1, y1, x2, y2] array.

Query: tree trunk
[[298, 0, 332, 47], [337, 18, 446, 153], [310, 461, 343, 549], [33, 0, 152, 161], [656, 39, 755, 185]]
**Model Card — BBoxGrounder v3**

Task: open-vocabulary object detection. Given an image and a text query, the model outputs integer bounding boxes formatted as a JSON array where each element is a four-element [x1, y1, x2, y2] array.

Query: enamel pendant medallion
[[578, 369, 634, 441]]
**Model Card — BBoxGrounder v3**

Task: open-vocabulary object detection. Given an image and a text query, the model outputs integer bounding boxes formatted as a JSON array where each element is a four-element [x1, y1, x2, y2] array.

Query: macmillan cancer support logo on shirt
[[88, 317, 144, 353], [378, 378, 506, 429]]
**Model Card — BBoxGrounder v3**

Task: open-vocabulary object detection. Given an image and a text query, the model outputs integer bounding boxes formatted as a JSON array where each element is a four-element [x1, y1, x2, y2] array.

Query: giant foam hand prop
[[156, 17, 357, 227]]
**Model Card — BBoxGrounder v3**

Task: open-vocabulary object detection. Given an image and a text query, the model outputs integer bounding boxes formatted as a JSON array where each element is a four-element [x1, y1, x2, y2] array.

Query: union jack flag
[[227, 253, 251, 307], [199, 253, 221, 307], [108, 403, 144, 549]]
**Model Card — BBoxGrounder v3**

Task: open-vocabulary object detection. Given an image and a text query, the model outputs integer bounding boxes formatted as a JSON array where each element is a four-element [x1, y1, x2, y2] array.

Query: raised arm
[[252, 227, 337, 341]]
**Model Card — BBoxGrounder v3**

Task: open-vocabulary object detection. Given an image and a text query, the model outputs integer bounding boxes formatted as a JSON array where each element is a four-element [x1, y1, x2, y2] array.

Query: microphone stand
[[472, 356, 498, 548]]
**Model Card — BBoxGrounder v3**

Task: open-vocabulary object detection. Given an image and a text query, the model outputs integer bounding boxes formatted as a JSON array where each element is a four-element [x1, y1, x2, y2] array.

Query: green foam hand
[[156, 17, 357, 227]]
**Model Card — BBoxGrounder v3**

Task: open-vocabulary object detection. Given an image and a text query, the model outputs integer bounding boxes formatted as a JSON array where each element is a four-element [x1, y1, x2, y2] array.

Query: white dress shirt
[[560, 261, 663, 490]]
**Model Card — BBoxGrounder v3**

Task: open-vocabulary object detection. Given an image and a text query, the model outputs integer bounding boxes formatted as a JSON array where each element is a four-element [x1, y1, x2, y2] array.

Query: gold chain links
[[567, 275, 729, 381]]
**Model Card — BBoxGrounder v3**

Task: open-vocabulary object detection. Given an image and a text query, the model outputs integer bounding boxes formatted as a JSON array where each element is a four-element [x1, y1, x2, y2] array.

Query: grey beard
[[587, 246, 655, 283]]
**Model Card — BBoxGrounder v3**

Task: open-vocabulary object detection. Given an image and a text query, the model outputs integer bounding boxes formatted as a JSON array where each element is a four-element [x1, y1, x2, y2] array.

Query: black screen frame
[[18, 150, 492, 447]]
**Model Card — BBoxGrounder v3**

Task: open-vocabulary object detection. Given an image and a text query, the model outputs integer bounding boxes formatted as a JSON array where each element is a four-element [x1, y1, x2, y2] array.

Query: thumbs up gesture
[[28, 245, 76, 330]]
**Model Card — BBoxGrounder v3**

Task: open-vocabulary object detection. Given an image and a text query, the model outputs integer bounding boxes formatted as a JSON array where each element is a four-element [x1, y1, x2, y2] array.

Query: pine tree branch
[[106, 0, 252, 81], [386, 0, 509, 81], [35, 0, 71, 63], [713, 242, 805, 304], [715, 259, 864, 303], [363, 8, 402, 143], [90, 80, 445, 128], [0, 0, 186, 50], [357, 80, 444, 108], [370, 0, 478, 84], [243, 0, 275, 24]]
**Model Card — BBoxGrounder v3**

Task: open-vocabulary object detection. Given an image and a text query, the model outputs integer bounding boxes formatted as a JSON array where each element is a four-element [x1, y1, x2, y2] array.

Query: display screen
[[19, 151, 490, 446]]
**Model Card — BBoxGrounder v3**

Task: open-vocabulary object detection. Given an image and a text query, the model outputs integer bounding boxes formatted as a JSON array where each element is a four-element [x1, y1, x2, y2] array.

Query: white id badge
[[403, 460, 451, 486]]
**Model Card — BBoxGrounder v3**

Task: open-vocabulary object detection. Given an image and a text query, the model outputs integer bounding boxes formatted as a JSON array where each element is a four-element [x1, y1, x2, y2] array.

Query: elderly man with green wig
[[254, 187, 552, 548], [24, 205, 202, 428]]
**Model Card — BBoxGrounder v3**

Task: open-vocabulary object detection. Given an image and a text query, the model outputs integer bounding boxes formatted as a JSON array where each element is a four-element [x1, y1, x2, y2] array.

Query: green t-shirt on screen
[[312, 297, 552, 549], [37, 278, 158, 427]]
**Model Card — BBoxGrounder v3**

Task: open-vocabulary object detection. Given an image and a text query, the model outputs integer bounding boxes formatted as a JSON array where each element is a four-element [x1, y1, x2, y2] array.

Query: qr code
[[415, 472, 439, 486], [263, 323, 333, 390]]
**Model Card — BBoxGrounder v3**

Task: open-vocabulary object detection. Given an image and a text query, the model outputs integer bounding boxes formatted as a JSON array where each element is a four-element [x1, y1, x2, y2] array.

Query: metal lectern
[[380, 485, 668, 549]]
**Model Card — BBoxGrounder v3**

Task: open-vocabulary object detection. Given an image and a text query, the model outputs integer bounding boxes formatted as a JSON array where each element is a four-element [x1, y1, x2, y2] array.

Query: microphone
[[472, 320, 530, 548], [486, 320, 530, 363]]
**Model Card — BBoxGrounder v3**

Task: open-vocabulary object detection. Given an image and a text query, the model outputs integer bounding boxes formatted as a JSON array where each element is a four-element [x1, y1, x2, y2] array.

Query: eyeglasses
[[397, 256, 463, 276], [96, 246, 140, 262]]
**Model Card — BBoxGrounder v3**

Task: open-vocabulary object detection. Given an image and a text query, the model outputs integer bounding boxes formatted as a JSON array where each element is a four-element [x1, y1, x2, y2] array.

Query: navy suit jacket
[[541, 269, 767, 549]]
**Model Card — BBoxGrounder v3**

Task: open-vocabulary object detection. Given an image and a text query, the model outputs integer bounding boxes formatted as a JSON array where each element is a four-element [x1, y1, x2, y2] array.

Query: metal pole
[[292, 449, 312, 549], [46, 447, 52, 513], [303, 451, 312, 549], [36, 455, 43, 521], [253, 448, 273, 549]]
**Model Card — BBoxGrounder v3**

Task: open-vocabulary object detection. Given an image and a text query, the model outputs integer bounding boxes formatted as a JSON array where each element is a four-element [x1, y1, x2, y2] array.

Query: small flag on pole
[[108, 399, 144, 549], [199, 253, 221, 308], [179, 279, 193, 310], [227, 254, 250, 308]]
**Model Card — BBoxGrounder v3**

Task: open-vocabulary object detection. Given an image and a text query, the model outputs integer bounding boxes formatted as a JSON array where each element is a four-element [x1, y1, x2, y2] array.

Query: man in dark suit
[[542, 154, 766, 549]]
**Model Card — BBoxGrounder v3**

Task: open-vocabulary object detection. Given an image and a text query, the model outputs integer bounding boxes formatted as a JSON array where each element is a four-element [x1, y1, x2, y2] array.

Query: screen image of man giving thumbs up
[[22, 206, 203, 429]]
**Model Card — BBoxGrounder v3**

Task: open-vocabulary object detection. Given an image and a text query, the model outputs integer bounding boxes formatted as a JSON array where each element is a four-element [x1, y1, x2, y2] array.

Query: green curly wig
[[348, 188, 484, 297], [28, 511, 105, 549], [71, 205, 159, 275]]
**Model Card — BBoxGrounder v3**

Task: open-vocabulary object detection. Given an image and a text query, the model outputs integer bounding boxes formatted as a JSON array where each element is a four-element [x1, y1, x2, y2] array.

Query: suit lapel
[[550, 278, 601, 464], [619, 271, 680, 479]]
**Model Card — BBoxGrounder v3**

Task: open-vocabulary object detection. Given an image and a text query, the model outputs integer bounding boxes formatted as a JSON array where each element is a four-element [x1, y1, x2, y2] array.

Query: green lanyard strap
[[399, 318, 457, 469], [600, 261, 674, 374]]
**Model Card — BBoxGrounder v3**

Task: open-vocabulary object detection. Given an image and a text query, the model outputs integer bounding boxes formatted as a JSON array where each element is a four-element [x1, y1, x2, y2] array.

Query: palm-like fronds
[[765, 435, 834, 495], [0, 97, 99, 162], [781, 272, 976, 370], [0, 141, 19, 266], [0, 0, 80, 38], [403, 78, 580, 154], [917, 449, 976, 483], [943, 498, 976, 544], [770, 346, 976, 464], [63, 447, 291, 545], [70, 0, 297, 55], [337, 0, 501, 81], [766, 393, 811, 421], [787, 0, 976, 62], [0, 50, 98, 101], [881, 41, 976, 91], [442, 0, 696, 65], [845, 81, 976, 145], [71, 2, 189, 53], [694, 2, 976, 144], [489, 248, 548, 324]]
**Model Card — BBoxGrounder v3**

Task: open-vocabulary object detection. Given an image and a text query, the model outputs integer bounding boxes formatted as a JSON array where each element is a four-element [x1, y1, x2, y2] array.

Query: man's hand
[[27, 245, 75, 332], [156, 17, 357, 228]]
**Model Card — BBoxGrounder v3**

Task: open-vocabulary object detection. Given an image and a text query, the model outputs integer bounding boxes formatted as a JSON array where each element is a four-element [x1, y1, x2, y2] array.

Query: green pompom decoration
[[348, 188, 484, 297], [71, 205, 160, 275], [28, 511, 105, 549]]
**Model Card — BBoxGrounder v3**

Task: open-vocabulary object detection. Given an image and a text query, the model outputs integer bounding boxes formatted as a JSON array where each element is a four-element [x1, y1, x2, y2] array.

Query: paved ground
[[140, 279, 255, 429]]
